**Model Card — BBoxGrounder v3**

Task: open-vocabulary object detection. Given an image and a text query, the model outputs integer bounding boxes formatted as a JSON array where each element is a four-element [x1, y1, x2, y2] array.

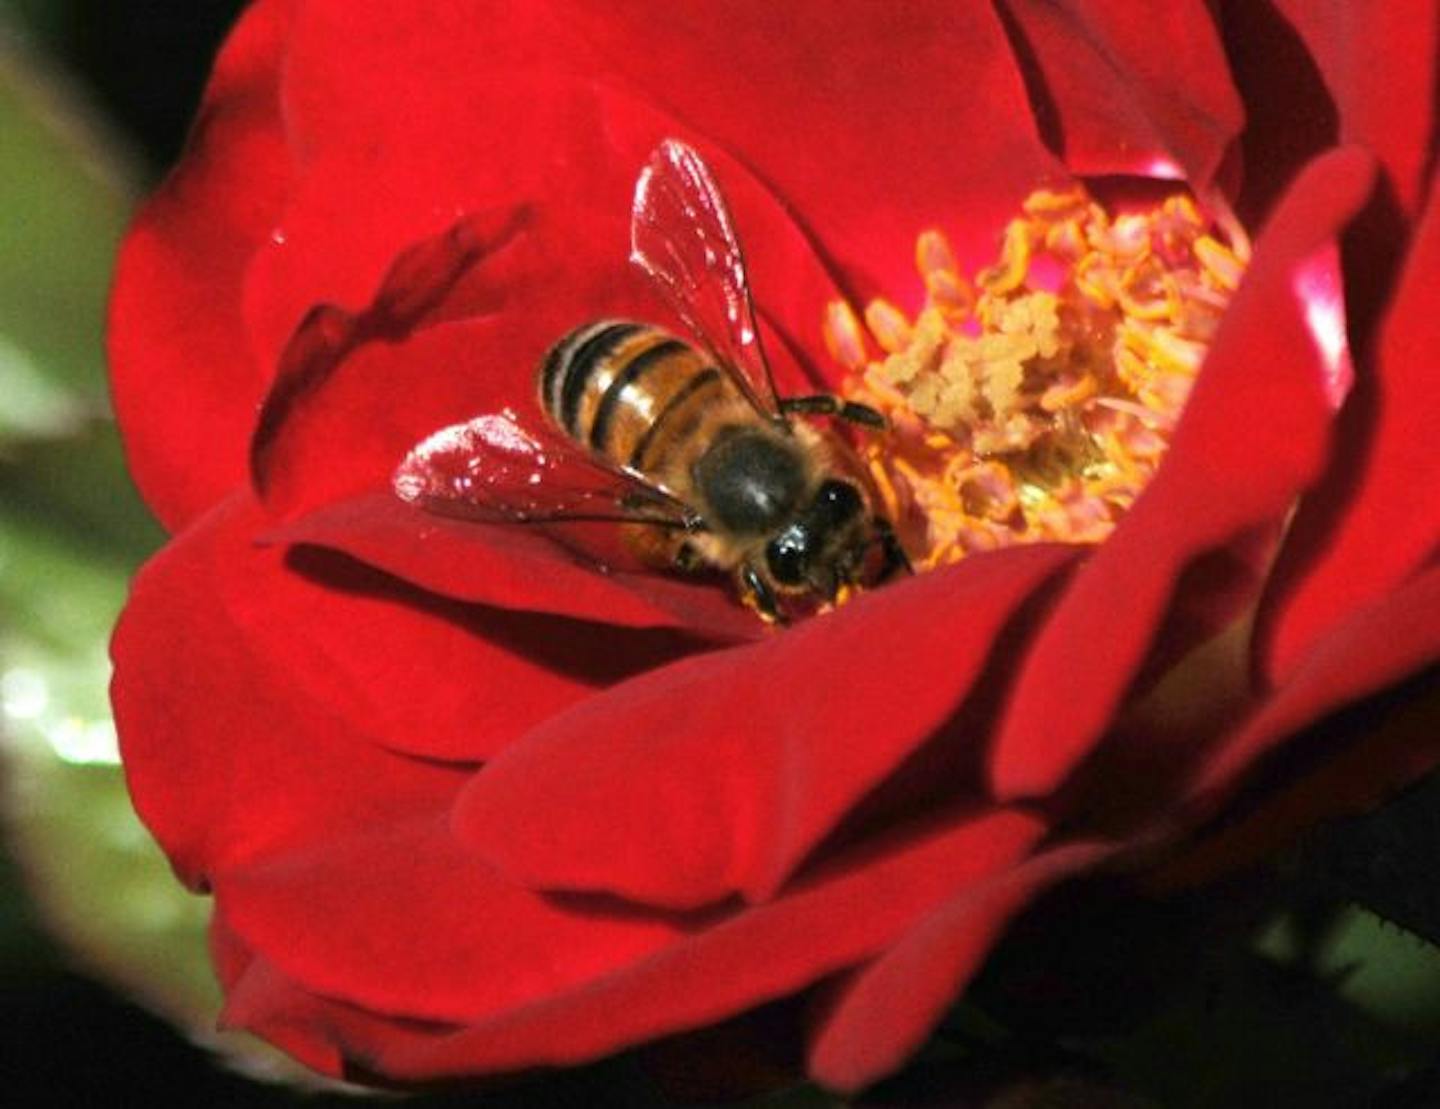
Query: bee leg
[[873, 517, 913, 579], [619, 492, 710, 533], [673, 540, 703, 573], [739, 562, 787, 625], [619, 490, 667, 513], [779, 395, 887, 430]]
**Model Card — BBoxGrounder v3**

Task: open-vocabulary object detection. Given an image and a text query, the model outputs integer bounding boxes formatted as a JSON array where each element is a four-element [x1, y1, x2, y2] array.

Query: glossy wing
[[631, 139, 781, 418], [393, 409, 695, 529]]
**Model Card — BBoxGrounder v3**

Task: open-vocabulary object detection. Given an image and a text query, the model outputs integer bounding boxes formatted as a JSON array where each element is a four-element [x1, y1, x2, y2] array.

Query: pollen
[[830, 185, 1248, 570]]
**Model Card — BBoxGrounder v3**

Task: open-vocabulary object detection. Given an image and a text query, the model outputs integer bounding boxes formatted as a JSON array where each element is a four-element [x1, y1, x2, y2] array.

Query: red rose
[[108, 0, 1440, 1093]]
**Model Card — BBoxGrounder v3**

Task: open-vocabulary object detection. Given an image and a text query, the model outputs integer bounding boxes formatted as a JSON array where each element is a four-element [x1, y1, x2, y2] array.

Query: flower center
[[826, 185, 1249, 571]]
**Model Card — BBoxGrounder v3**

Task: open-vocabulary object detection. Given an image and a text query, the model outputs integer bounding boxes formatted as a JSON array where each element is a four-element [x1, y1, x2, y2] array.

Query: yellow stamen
[[916, 230, 975, 316], [837, 184, 1245, 569], [864, 299, 915, 354], [823, 299, 867, 371], [1195, 235, 1245, 292]]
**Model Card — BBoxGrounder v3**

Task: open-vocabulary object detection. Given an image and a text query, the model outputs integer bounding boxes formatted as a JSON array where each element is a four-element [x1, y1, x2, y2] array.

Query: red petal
[[211, 921, 350, 1078], [243, 72, 846, 393], [1270, 0, 1438, 217], [107, 0, 294, 530], [1213, 0, 1339, 224], [110, 494, 631, 869], [998, 0, 1243, 188], [537, 1, 1059, 299], [269, 492, 760, 640], [112, 501, 452, 885], [250, 219, 541, 521], [1182, 562, 1440, 840], [990, 147, 1376, 801], [809, 840, 1116, 1093], [214, 816, 687, 1025], [1258, 184, 1440, 682], [220, 809, 1045, 1077], [454, 545, 1077, 911], [240, 2, 1055, 376]]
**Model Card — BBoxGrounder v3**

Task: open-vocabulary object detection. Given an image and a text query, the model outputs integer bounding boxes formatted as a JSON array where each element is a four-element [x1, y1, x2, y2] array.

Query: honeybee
[[394, 139, 908, 623]]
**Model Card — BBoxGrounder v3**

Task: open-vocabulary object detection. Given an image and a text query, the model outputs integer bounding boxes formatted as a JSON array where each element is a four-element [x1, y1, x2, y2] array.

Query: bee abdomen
[[539, 320, 645, 437], [590, 336, 689, 450], [538, 319, 736, 471]]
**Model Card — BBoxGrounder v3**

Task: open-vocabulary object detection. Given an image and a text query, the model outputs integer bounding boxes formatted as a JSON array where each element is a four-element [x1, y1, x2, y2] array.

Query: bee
[[394, 139, 908, 623]]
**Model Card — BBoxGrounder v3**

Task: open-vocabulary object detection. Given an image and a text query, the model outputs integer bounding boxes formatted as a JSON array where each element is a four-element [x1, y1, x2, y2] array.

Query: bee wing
[[393, 410, 695, 530], [630, 139, 782, 419]]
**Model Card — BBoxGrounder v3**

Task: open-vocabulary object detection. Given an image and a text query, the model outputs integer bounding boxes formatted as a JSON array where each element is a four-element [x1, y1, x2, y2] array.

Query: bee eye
[[765, 529, 808, 585], [816, 480, 862, 521]]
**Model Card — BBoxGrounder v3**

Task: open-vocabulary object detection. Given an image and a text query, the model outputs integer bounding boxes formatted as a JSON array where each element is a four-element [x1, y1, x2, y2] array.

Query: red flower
[[108, 0, 1440, 1093]]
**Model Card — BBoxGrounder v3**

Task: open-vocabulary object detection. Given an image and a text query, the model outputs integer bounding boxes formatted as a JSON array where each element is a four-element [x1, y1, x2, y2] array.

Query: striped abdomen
[[538, 320, 745, 477]]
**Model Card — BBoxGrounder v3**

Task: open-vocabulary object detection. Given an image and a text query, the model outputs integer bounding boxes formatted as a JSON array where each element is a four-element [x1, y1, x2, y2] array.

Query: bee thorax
[[692, 426, 809, 536]]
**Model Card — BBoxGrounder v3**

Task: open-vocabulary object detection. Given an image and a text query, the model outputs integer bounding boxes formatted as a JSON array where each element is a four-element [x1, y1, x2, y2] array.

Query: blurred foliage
[[0, 0, 64, 42], [2, 0, 246, 167], [0, 8, 293, 1100], [0, 42, 129, 427], [0, 0, 151, 974]]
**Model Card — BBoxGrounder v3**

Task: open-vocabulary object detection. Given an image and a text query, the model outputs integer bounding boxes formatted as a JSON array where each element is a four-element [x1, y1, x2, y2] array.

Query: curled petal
[[1173, 561, 1440, 881], [990, 146, 1376, 801], [250, 214, 534, 520], [1268, 0, 1438, 216], [997, 0, 1243, 188], [809, 840, 1117, 1093], [243, 72, 847, 391], [270, 492, 760, 640], [454, 545, 1077, 910], [229, 809, 1047, 1079], [1258, 183, 1440, 682]]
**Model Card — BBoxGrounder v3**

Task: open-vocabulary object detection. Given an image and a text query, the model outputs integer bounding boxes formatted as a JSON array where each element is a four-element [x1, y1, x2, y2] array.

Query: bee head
[[763, 479, 868, 597]]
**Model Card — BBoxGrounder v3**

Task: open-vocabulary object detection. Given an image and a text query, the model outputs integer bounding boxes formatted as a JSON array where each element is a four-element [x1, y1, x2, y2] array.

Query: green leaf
[[1, 425, 166, 565], [1256, 902, 1440, 1041], [1301, 760, 1440, 950], [0, 331, 93, 441]]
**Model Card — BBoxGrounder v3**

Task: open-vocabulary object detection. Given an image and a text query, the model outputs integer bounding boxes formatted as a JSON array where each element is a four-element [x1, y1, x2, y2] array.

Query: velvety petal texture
[[454, 544, 1078, 910], [1271, 0, 1438, 215], [227, 809, 1048, 1077], [108, 0, 1440, 1095], [107, 0, 295, 529], [990, 146, 1375, 800], [998, 0, 1243, 188], [1257, 182, 1440, 683]]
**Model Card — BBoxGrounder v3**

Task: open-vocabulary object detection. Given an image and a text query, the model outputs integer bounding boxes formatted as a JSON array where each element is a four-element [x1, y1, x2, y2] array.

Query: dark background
[[30, 0, 246, 168]]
